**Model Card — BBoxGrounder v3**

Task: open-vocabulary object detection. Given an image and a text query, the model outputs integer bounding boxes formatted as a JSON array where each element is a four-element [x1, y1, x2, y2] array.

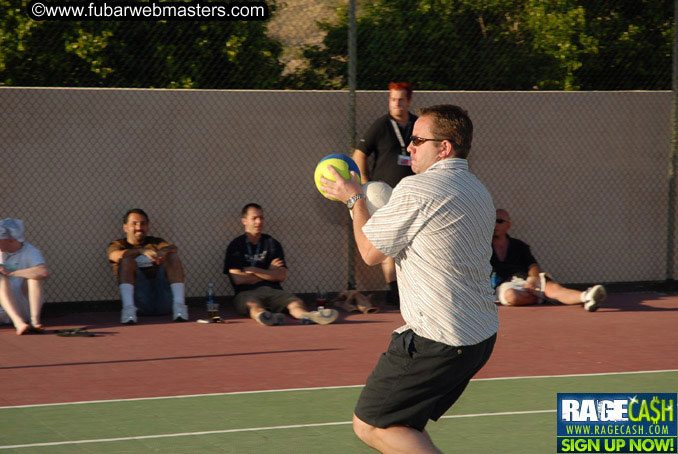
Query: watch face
[[347, 194, 363, 209]]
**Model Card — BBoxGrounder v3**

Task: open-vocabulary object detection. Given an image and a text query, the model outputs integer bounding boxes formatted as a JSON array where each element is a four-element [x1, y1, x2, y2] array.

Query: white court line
[[473, 368, 678, 381], [2, 369, 677, 410], [0, 409, 556, 450]]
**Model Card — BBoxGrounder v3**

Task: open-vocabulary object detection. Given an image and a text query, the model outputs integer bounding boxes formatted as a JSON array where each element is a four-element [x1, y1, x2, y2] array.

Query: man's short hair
[[241, 203, 263, 218], [388, 82, 413, 100], [123, 208, 149, 224], [418, 105, 473, 159]]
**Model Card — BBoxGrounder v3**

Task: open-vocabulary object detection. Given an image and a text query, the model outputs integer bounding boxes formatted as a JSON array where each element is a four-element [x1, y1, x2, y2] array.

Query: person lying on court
[[108, 208, 189, 324], [0, 218, 50, 335], [224, 203, 338, 326], [492, 208, 606, 311]]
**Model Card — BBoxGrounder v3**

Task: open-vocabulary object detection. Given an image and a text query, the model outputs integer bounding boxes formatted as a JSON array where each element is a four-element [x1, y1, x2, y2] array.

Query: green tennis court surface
[[1, 371, 675, 453]]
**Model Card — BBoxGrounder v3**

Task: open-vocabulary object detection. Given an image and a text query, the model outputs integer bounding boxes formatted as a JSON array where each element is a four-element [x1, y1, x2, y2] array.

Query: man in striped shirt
[[322, 105, 498, 453]]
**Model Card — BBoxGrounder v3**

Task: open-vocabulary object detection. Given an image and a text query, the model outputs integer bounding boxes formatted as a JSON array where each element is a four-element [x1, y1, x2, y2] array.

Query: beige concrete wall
[[1, 88, 672, 303]]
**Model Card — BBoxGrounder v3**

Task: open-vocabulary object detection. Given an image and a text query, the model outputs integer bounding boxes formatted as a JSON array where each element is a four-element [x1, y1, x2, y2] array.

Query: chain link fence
[[0, 0, 675, 306], [2, 88, 673, 305], [1, 1, 672, 90]]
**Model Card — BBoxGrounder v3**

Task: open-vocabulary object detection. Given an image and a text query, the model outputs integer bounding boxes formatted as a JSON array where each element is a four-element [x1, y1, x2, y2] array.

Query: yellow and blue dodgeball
[[314, 153, 361, 201]]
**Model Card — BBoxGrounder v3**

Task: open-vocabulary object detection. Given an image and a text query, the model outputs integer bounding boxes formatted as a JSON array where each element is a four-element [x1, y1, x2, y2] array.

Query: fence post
[[667, 0, 678, 282], [347, 0, 357, 290]]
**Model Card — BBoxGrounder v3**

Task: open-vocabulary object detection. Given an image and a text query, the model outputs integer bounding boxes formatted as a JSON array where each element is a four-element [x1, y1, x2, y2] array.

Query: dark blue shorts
[[134, 266, 173, 315], [354, 330, 496, 431]]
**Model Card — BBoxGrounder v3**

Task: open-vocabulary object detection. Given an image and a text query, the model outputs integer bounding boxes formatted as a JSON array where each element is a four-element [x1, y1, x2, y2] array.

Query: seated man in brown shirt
[[108, 208, 188, 324]]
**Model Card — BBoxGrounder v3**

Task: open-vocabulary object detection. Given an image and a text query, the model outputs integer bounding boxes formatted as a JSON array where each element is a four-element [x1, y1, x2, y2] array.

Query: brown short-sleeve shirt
[[107, 236, 171, 278]]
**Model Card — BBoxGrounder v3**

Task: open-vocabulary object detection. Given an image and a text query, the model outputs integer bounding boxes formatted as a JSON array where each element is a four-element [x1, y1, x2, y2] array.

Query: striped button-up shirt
[[363, 158, 498, 346]]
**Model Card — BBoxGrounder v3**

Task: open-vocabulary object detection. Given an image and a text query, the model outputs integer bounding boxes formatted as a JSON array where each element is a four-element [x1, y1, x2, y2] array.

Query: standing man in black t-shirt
[[492, 208, 607, 311], [224, 203, 338, 326], [353, 82, 417, 307]]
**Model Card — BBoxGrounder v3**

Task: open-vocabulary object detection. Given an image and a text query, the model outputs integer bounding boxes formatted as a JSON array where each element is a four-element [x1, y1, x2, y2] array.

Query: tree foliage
[[0, 0, 286, 88], [298, 0, 672, 90], [0, 0, 672, 90]]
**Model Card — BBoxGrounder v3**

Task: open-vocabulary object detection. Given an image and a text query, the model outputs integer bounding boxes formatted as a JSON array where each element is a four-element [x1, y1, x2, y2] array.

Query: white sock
[[170, 283, 185, 305], [119, 284, 135, 308], [580, 290, 587, 302]]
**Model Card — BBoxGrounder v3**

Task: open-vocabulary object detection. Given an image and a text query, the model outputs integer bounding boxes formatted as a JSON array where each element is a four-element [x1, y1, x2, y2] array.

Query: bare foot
[[16, 323, 30, 335]]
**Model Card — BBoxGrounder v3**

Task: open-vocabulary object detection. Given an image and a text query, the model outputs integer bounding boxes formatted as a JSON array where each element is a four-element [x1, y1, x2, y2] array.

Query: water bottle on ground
[[490, 272, 501, 289], [206, 282, 219, 320], [315, 287, 327, 310]]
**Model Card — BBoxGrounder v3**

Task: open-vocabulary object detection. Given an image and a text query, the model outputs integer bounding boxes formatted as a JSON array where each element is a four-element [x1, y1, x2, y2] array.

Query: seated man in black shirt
[[224, 203, 338, 326], [491, 209, 606, 311]]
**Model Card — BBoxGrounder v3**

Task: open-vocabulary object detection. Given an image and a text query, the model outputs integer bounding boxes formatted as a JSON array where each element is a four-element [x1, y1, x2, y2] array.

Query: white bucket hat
[[0, 218, 25, 242]]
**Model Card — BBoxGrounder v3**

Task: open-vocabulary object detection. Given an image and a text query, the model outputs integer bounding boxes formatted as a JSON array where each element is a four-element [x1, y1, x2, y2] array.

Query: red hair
[[388, 82, 413, 100]]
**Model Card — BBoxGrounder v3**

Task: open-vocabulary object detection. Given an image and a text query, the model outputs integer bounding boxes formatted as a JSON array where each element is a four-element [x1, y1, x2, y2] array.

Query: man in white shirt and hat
[[0, 218, 50, 335]]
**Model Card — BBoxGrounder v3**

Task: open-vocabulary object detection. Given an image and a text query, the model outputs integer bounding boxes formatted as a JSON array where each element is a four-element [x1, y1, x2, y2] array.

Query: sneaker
[[256, 311, 286, 326], [121, 306, 138, 324], [583, 285, 607, 312], [300, 308, 339, 325], [173, 302, 189, 322]]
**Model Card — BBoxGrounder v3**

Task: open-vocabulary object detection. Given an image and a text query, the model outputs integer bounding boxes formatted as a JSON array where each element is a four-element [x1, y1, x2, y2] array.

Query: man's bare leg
[[26, 279, 44, 328], [287, 299, 338, 324], [162, 252, 185, 283], [286, 299, 308, 319], [118, 256, 137, 284], [352, 414, 442, 454], [501, 288, 539, 306], [0, 276, 29, 335], [246, 301, 266, 320], [544, 281, 585, 305]]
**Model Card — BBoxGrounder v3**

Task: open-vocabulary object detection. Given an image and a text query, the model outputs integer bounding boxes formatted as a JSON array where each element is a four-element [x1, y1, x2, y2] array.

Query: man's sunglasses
[[496, 219, 508, 224], [410, 136, 445, 146]]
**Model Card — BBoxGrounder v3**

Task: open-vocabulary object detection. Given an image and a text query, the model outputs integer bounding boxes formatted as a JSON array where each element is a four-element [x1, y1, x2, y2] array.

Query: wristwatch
[[346, 193, 366, 210]]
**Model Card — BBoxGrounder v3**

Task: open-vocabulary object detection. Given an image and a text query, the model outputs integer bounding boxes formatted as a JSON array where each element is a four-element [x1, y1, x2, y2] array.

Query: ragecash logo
[[557, 393, 677, 453]]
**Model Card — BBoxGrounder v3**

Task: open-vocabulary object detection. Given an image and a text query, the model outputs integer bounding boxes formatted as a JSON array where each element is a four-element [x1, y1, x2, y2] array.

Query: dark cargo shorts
[[233, 286, 300, 315], [355, 329, 496, 431]]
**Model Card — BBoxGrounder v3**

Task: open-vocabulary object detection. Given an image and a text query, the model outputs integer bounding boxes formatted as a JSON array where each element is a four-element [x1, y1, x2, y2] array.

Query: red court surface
[[1, 292, 677, 407]]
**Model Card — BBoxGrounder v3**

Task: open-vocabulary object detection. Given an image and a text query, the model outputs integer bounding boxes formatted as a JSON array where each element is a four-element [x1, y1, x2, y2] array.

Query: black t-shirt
[[490, 236, 538, 284], [357, 113, 417, 188], [223, 234, 285, 294]]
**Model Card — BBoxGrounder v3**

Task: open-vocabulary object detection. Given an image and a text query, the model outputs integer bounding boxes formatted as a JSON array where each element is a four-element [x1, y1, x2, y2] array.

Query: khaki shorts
[[233, 286, 300, 315], [497, 273, 551, 306]]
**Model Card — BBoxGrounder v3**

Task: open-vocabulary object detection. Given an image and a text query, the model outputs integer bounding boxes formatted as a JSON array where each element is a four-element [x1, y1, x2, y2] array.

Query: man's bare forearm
[[229, 269, 263, 285], [8, 264, 50, 280], [244, 267, 286, 282]]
